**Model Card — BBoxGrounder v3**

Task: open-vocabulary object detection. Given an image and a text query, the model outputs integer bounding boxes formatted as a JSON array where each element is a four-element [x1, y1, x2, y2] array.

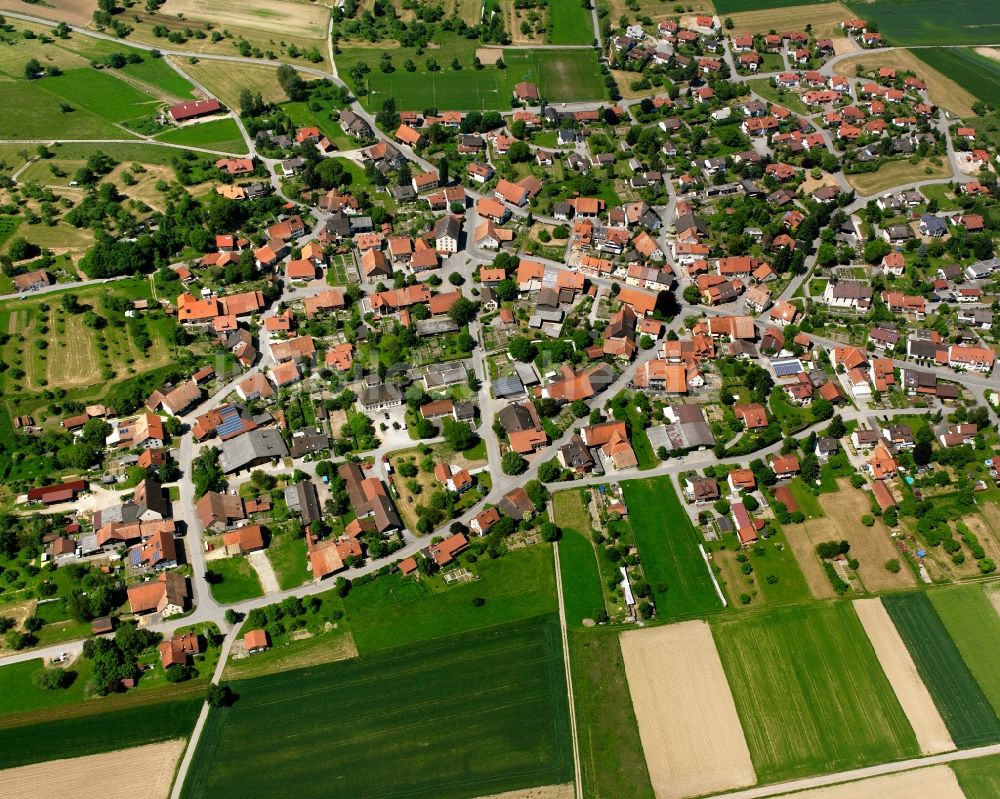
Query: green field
[[0, 697, 201, 769], [557, 526, 605, 628], [621, 477, 721, 620], [546, 0, 595, 44], [714, 0, 839, 11], [37, 68, 164, 125], [182, 615, 573, 799], [155, 118, 248, 153], [362, 49, 605, 111], [883, 593, 1000, 748], [845, 0, 1000, 45], [117, 57, 196, 100], [0, 81, 130, 140], [569, 629, 653, 799], [714, 602, 919, 783], [0, 658, 90, 718], [929, 584, 1000, 717], [914, 48, 1000, 107], [953, 753, 1000, 799], [206, 557, 264, 604], [266, 531, 312, 590], [344, 545, 556, 653]]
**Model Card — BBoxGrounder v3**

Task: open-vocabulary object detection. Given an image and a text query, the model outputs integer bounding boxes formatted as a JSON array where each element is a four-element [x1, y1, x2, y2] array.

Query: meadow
[[883, 593, 1000, 748], [343, 545, 557, 653], [569, 629, 654, 799], [914, 48, 1000, 108], [546, 0, 594, 45], [205, 556, 264, 604], [621, 477, 721, 620], [155, 118, 248, 153], [713, 602, 919, 783], [0, 696, 201, 769], [182, 615, 573, 799], [953, 753, 1000, 799], [844, 0, 1000, 46], [553, 490, 605, 627], [929, 584, 1000, 717], [714, 0, 842, 12], [846, 158, 949, 195], [0, 81, 128, 140]]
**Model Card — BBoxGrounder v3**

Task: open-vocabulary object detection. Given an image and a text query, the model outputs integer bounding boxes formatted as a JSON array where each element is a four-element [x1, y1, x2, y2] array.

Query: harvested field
[[161, 0, 331, 38], [223, 630, 358, 679], [620, 621, 754, 799], [853, 598, 953, 755], [0, 0, 95, 26], [726, 3, 851, 42], [0, 740, 185, 799], [172, 59, 314, 111], [975, 501, 1000, 555], [801, 172, 839, 194], [770, 765, 965, 799], [782, 520, 837, 599], [474, 787, 573, 799], [833, 49, 978, 118]]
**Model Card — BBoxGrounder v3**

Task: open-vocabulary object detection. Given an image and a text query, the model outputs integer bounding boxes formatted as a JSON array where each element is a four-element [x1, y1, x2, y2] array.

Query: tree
[[827, 415, 846, 439], [508, 336, 536, 362], [448, 271, 464, 286], [570, 400, 589, 418], [742, 494, 759, 512], [713, 498, 730, 515], [540, 522, 561, 542], [447, 297, 477, 326], [884, 559, 901, 573], [507, 140, 531, 162], [275, 63, 306, 101], [683, 284, 702, 305], [442, 418, 477, 451], [538, 459, 562, 482], [502, 451, 527, 476], [811, 397, 833, 421], [524, 479, 548, 508], [206, 682, 236, 707], [24, 58, 42, 79], [192, 447, 224, 498], [224, 609, 239, 625]]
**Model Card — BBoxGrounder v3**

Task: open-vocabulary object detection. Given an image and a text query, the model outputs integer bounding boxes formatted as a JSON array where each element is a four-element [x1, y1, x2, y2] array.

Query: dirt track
[[0, 740, 185, 799], [853, 599, 954, 755], [620, 621, 755, 799], [769, 765, 964, 799]]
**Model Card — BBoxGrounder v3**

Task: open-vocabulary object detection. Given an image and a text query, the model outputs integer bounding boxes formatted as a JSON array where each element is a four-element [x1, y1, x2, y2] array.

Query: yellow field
[[833, 50, 978, 118], [172, 59, 313, 110], [727, 2, 851, 41], [846, 158, 950, 195], [771, 766, 965, 799], [611, 0, 712, 25], [162, 0, 331, 38]]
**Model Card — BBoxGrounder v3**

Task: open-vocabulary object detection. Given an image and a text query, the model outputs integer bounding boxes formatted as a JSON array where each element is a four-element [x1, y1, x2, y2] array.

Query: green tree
[[502, 450, 527, 475]]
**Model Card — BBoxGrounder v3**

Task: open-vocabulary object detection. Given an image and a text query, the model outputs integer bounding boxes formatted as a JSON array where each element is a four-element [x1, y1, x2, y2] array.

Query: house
[[919, 215, 948, 238], [222, 524, 265, 555], [734, 403, 768, 430], [867, 443, 899, 480], [816, 437, 839, 460], [686, 477, 719, 504], [427, 534, 468, 567], [159, 631, 200, 668], [285, 480, 322, 526], [218, 428, 289, 473], [434, 216, 462, 253], [471, 507, 501, 536], [498, 486, 536, 520], [12, 269, 52, 292], [127, 572, 188, 616], [513, 82, 540, 102], [732, 502, 758, 546], [728, 468, 756, 492], [196, 491, 245, 531], [822, 282, 873, 310], [771, 454, 800, 479], [244, 629, 270, 654], [168, 98, 221, 122], [338, 462, 402, 533]]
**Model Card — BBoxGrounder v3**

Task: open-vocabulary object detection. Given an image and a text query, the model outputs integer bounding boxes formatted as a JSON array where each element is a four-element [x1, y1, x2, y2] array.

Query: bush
[[884, 559, 901, 573], [33, 667, 74, 690], [165, 663, 193, 683], [766, 574, 778, 585], [861, 514, 875, 527], [471, 596, 486, 607], [739, 593, 751, 605], [206, 682, 236, 707]]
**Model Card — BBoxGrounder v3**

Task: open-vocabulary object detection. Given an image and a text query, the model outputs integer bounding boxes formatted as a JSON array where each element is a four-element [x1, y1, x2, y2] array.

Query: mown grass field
[[929, 584, 1000, 717], [570, 629, 654, 799], [0, 81, 128, 140], [155, 118, 248, 153], [844, 0, 1000, 45], [846, 158, 950, 195], [713, 602, 919, 783], [546, 0, 594, 44], [0, 658, 89, 717], [0, 696, 201, 769], [622, 477, 721, 620], [914, 48, 1000, 107], [953, 753, 1000, 799], [555, 507, 606, 627], [182, 615, 573, 799], [883, 592, 1000, 748], [206, 557, 264, 604], [344, 545, 556, 653]]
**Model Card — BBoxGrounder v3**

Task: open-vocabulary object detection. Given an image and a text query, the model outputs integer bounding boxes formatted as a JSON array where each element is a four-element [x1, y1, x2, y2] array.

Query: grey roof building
[[219, 428, 289, 473], [284, 480, 321, 526]]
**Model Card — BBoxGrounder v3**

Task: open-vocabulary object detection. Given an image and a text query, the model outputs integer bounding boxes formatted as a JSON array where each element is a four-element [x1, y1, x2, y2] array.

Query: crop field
[[35, 69, 166, 127], [608, 0, 712, 24], [844, 0, 1000, 46], [553, 490, 605, 627], [182, 615, 573, 799], [915, 48, 1000, 109], [546, 0, 594, 45], [724, 2, 852, 42], [344, 545, 556, 653], [362, 49, 605, 111], [714, 0, 841, 12], [162, 0, 332, 39], [770, 766, 965, 799], [953, 753, 1000, 799], [0, 696, 201, 770], [171, 59, 315, 111], [929, 585, 1000, 717], [155, 119, 248, 153], [621, 477, 721, 620], [883, 593, 1000, 747], [713, 602, 919, 783], [569, 629, 653, 799]]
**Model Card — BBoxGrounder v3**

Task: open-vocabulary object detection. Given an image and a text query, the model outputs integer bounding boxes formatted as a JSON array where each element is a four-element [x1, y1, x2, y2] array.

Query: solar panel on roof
[[772, 359, 803, 377]]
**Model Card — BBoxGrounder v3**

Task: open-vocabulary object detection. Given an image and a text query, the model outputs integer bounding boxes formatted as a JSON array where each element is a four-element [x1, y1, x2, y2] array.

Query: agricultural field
[[0, 740, 186, 799], [953, 753, 1000, 799], [205, 556, 264, 604], [569, 629, 653, 799], [708, 526, 812, 609], [359, 49, 606, 111], [714, 0, 840, 12], [724, 2, 853, 44], [0, 695, 202, 769], [555, 521, 605, 627], [833, 49, 979, 118], [621, 621, 755, 799], [343, 545, 557, 653], [713, 602, 919, 784], [929, 584, 1000, 717], [609, 0, 713, 25], [170, 59, 306, 110], [154, 118, 248, 153], [846, 158, 951, 194], [182, 615, 573, 799], [770, 766, 966, 799], [844, 0, 1000, 46], [0, 81, 131, 141], [883, 592, 1000, 748], [621, 477, 722, 620], [545, 0, 594, 45], [915, 48, 1000, 109]]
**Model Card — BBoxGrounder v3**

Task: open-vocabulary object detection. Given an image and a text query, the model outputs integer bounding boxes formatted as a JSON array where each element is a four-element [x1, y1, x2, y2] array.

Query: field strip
[[853, 599, 954, 755], [620, 621, 755, 799], [703, 742, 1000, 799], [552, 542, 583, 799], [766, 765, 965, 799], [0, 739, 186, 799], [986, 582, 1000, 618], [473, 786, 574, 799]]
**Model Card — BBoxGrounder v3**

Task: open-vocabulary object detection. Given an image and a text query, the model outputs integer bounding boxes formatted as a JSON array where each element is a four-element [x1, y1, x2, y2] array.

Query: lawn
[[570, 629, 654, 799], [846, 158, 950, 195], [622, 477, 721, 620], [929, 584, 1000, 717], [205, 557, 264, 604], [266, 531, 311, 590], [883, 592, 1000, 748], [0, 658, 89, 718], [713, 602, 919, 783], [344, 545, 557, 653], [0, 696, 201, 769], [844, 0, 1000, 45], [747, 78, 809, 116], [182, 615, 573, 799], [553, 491, 606, 627], [546, 0, 594, 44], [953, 753, 1000, 799], [361, 49, 605, 111], [769, 389, 815, 434], [155, 118, 248, 153], [914, 48, 1000, 107], [787, 477, 825, 519]]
